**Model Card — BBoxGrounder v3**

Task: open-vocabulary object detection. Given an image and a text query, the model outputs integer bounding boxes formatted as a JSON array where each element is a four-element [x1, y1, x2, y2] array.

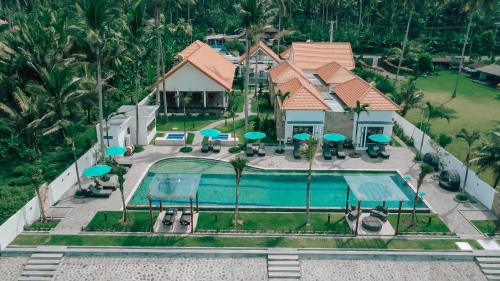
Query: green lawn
[[157, 115, 223, 131], [12, 234, 480, 250], [472, 220, 499, 236], [85, 211, 158, 232], [406, 71, 500, 185], [24, 219, 60, 231], [216, 115, 278, 144], [387, 214, 452, 234], [196, 212, 351, 234]]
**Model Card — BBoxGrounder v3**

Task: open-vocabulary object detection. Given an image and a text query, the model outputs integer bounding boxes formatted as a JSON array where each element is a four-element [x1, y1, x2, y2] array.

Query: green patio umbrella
[[106, 146, 127, 157], [83, 165, 112, 177], [244, 131, 266, 140], [323, 133, 346, 142], [200, 128, 221, 138], [293, 133, 311, 141], [368, 134, 391, 143]]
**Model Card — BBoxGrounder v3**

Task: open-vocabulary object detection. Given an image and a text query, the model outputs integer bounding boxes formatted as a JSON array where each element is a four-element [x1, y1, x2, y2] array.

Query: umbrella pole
[[196, 191, 199, 213], [148, 196, 154, 233], [395, 201, 403, 235], [354, 201, 361, 236], [345, 188, 350, 214], [190, 198, 194, 234]]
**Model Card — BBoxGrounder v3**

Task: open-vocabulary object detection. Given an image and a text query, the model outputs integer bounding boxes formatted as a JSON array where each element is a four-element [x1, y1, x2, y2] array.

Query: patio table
[[362, 216, 383, 232]]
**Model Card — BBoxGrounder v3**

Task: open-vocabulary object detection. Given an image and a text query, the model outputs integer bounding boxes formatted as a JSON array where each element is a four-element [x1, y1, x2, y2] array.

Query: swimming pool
[[166, 133, 185, 140], [128, 158, 427, 210], [213, 134, 229, 140]]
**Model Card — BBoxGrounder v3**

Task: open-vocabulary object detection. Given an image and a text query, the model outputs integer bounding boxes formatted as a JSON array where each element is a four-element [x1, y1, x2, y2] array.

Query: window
[[259, 70, 265, 77], [292, 126, 313, 135]]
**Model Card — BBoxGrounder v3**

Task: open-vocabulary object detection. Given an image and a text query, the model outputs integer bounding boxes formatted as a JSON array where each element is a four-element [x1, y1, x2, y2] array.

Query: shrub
[[134, 146, 144, 153], [228, 146, 241, 154], [180, 146, 193, 153], [225, 40, 245, 55], [438, 134, 452, 148], [417, 53, 434, 73]]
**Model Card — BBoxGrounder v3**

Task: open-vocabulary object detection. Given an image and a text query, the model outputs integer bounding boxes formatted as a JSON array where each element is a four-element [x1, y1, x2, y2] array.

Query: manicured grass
[[216, 115, 278, 144], [196, 212, 351, 234], [85, 211, 158, 232], [387, 214, 452, 234], [157, 115, 223, 131], [12, 234, 479, 250], [472, 220, 499, 236], [24, 219, 60, 231], [406, 71, 500, 185]]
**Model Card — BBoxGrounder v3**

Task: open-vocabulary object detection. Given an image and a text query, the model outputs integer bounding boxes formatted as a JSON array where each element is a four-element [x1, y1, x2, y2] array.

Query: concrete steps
[[18, 251, 64, 281], [267, 252, 301, 280], [476, 255, 500, 281]]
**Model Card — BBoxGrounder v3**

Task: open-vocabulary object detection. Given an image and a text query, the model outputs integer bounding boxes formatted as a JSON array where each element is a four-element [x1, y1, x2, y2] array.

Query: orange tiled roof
[[315, 61, 356, 85], [240, 41, 281, 63], [333, 77, 400, 111], [290, 42, 355, 70], [277, 78, 329, 110], [151, 40, 236, 91], [280, 48, 290, 60], [269, 61, 309, 85]]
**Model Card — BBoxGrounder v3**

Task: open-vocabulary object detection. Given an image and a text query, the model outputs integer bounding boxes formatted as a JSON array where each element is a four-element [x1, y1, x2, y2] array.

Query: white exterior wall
[[284, 110, 325, 141], [353, 111, 395, 149], [157, 63, 227, 92], [394, 114, 497, 209], [96, 117, 131, 148]]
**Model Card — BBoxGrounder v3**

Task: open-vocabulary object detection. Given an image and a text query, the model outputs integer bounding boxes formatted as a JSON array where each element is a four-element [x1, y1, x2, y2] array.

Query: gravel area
[[301, 258, 487, 281], [0, 257, 28, 281], [53, 256, 267, 281]]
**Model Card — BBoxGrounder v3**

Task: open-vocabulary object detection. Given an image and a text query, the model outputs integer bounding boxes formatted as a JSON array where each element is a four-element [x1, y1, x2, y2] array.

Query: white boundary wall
[[394, 114, 497, 209], [0, 144, 99, 251]]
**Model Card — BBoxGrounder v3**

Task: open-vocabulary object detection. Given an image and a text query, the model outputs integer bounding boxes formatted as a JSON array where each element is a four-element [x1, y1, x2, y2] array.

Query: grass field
[[406, 71, 499, 185], [156, 115, 223, 131], [216, 115, 278, 144], [196, 212, 351, 233], [85, 211, 158, 232], [471, 220, 498, 236], [12, 234, 481, 250], [387, 214, 451, 234]]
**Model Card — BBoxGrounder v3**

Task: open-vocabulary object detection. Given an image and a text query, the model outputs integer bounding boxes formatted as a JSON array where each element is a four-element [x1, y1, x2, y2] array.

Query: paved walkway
[[50, 142, 494, 237]]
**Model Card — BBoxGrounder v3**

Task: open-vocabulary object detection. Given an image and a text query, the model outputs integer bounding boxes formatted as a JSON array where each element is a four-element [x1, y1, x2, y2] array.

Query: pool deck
[[50, 144, 494, 238]]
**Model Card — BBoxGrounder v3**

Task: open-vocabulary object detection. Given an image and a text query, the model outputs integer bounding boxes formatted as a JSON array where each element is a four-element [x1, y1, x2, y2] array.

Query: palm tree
[[154, 0, 163, 107], [393, 0, 416, 87], [411, 163, 433, 226], [390, 77, 423, 117], [418, 102, 456, 156], [347, 101, 369, 151], [76, 0, 115, 162], [471, 131, 500, 188], [226, 91, 238, 139], [456, 128, 481, 192], [237, 0, 268, 132], [124, 0, 146, 147], [276, 90, 290, 149], [116, 166, 128, 222], [301, 137, 318, 226], [230, 157, 248, 225], [272, 0, 286, 52], [452, 0, 496, 98], [181, 92, 192, 147]]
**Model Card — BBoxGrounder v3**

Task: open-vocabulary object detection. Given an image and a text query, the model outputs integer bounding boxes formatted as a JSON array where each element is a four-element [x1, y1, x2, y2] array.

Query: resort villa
[[262, 42, 400, 148], [150, 40, 236, 114], [240, 40, 281, 85]]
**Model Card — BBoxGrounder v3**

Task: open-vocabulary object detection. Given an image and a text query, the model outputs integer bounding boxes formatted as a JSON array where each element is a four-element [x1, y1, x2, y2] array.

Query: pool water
[[129, 158, 427, 209], [166, 133, 185, 140]]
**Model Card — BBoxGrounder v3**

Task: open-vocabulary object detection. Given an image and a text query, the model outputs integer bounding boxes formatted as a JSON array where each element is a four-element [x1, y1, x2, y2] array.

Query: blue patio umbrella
[[244, 131, 266, 140], [106, 146, 127, 157], [403, 175, 413, 181], [200, 128, 221, 138], [368, 134, 391, 143], [293, 133, 311, 141], [323, 133, 346, 142], [418, 191, 427, 198], [83, 165, 112, 177]]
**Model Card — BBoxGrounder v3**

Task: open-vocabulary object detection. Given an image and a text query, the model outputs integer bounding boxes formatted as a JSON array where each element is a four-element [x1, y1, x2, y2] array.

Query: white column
[[176, 91, 180, 107], [222, 92, 226, 108], [203, 91, 207, 108]]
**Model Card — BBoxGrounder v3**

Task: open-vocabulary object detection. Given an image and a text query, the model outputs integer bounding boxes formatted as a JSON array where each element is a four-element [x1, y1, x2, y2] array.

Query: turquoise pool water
[[129, 158, 427, 209]]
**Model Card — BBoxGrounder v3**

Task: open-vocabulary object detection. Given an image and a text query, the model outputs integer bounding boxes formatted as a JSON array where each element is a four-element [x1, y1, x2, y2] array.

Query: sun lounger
[[375, 205, 389, 215], [293, 144, 301, 159], [88, 185, 112, 198], [246, 144, 254, 157], [347, 206, 358, 221], [322, 144, 332, 160], [370, 209, 388, 222], [97, 175, 118, 190], [378, 144, 390, 159], [213, 140, 221, 153], [201, 139, 209, 153], [336, 144, 346, 159], [258, 143, 266, 157], [162, 208, 177, 226], [180, 210, 192, 226], [366, 144, 379, 158]]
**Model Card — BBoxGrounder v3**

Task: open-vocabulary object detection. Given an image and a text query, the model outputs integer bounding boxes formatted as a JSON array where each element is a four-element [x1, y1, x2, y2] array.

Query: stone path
[[0, 257, 28, 281], [268, 249, 301, 280], [475, 253, 500, 281], [18, 252, 64, 281]]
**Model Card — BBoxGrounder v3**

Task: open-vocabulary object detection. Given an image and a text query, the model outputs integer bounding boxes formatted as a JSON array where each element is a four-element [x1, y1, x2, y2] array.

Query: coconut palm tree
[[390, 77, 423, 117], [471, 131, 500, 188], [411, 163, 433, 226], [181, 92, 192, 147], [76, 0, 115, 162], [31, 164, 48, 223], [456, 128, 481, 192], [393, 0, 417, 86], [347, 101, 369, 151], [418, 102, 456, 156], [301, 137, 318, 226], [116, 166, 128, 222], [272, 0, 286, 52], [230, 157, 248, 224], [275, 90, 290, 149]]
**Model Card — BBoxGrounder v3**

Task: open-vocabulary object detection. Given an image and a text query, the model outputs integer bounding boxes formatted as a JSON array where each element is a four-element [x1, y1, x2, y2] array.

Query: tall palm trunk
[[35, 186, 47, 223], [358, 0, 362, 27], [155, 1, 162, 105], [462, 146, 472, 193], [354, 115, 360, 148], [96, 47, 106, 162], [305, 160, 312, 226], [120, 188, 127, 222], [235, 175, 240, 222], [452, 10, 473, 98], [134, 74, 140, 146], [254, 52, 258, 98], [393, 7, 414, 87], [277, 12, 281, 53], [183, 102, 187, 147], [72, 141, 82, 191], [244, 33, 251, 132]]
